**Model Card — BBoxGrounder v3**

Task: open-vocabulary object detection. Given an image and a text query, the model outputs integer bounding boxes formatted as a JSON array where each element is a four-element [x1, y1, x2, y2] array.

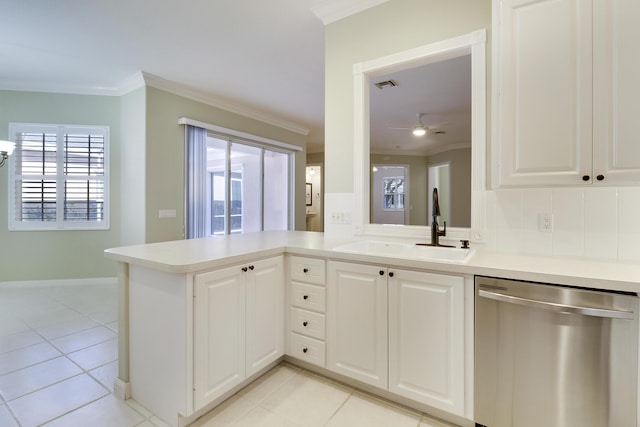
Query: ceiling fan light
[[412, 127, 426, 137]]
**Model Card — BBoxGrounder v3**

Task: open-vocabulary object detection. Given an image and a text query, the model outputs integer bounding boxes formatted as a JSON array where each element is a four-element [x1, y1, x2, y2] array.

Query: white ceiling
[[1, 0, 469, 155]]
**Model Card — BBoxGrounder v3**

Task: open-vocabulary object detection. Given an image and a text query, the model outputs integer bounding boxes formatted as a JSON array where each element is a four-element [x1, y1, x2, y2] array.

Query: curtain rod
[[178, 117, 303, 152]]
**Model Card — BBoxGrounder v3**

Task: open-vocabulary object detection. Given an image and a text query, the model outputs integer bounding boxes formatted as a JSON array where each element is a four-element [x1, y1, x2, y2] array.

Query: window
[[383, 176, 405, 210], [184, 123, 297, 239], [210, 171, 243, 234], [203, 135, 291, 236], [8, 123, 109, 230]]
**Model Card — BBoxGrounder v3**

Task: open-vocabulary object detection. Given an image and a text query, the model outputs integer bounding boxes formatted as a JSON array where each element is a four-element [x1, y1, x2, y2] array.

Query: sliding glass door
[[205, 135, 291, 236]]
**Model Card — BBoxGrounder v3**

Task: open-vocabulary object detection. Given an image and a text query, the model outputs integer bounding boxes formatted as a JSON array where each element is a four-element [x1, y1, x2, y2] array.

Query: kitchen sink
[[332, 240, 474, 263]]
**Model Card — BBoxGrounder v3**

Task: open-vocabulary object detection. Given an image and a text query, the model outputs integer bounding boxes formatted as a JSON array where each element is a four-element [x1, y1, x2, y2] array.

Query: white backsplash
[[486, 187, 640, 262]]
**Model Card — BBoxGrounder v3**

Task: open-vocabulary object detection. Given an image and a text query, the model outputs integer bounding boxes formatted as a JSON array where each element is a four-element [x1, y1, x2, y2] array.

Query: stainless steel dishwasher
[[475, 276, 639, 427]]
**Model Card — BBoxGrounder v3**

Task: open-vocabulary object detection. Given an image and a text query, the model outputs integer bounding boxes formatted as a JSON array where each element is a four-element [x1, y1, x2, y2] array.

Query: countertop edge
[[104, 232, 640, 293]]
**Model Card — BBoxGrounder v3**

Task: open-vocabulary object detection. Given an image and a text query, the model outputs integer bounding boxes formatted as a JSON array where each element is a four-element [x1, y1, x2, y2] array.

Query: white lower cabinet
[[193, 264, 246, 410], [246, 258, 285, 377], [327, 261, 466, 415], [388, 269, 464, 415], [286, 255, 327, 367], [327, 261, 388, 389], [128, 254, 467, 426], [193, 256, 284, 410]]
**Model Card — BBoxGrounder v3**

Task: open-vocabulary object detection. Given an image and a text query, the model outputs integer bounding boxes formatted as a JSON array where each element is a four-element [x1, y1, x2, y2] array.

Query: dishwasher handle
[[478, 289, 635, 320]]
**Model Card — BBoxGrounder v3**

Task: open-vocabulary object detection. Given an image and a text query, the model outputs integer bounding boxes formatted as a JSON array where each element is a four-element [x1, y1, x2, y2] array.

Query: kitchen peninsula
[[105, 231, 640, 427]]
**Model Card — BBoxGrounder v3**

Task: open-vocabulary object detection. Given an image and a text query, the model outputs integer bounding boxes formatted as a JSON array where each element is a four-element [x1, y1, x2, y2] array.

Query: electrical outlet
[[331, 211, 352, 224], [538, 213, 553, 232], [159, 209, 176, 218]]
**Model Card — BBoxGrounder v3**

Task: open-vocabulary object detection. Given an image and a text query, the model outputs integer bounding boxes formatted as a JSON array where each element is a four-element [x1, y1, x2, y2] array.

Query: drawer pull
[[303, 321, 309, 327], [302, 347, 309, 353], [248, 265, 254, 270], [303, 295, 309, 300], [241, 267, 248, 272], [303, 268, 309, 273]]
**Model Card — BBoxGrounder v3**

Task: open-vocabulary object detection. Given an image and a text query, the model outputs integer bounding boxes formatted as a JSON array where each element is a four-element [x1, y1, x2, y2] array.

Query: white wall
[[485, 187, 640, 262]]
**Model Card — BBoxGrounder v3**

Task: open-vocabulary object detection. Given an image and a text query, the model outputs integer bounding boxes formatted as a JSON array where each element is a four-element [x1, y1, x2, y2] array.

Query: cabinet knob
[[248, 265, 254, 270], [303, 268, 309, 273], [596, 174, 605, 181], [389, 272, 394, 278], [582, 175, 590, 181], [241, 267, 248, 272], [379, 270, 385, 276], [303, 321, 308, 327], [302, 347, 308, 353], [303, 295, 309, 300]]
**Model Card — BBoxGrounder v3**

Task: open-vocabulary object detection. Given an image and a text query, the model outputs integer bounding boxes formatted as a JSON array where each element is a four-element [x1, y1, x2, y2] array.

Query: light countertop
[[105, 231, 640, 293]]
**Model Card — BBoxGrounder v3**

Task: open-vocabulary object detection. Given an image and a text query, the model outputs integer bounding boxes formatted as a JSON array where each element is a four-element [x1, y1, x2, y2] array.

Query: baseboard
[[0, 277, 118, 288], [113, 377, 131, 400]]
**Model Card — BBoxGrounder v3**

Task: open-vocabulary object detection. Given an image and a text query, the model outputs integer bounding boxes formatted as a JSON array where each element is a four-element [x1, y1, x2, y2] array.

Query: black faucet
[[416, 187, 453, 247], [430, 188, 447, 246]]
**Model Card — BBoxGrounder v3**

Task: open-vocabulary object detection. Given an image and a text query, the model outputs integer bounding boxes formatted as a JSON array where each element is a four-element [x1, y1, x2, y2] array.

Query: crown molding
[[0, 80, 124, 96], [0, 71, 309, 137], [310, 0, 389, 25], [137, 72, 309, 136]]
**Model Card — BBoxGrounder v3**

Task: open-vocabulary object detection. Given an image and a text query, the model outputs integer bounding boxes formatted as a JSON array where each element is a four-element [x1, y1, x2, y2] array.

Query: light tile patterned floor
[[0, 282, 457, 427]]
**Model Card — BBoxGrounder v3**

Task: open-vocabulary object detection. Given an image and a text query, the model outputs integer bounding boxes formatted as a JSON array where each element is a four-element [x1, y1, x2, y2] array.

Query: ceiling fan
[[389, 113, 445, 137]]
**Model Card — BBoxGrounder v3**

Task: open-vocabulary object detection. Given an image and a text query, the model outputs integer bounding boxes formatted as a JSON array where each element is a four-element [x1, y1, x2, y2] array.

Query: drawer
[[290, 282, 326, 313], [289, 332, 325, 368], [289, 256, 325, 286], [290, 307, 325, 340]]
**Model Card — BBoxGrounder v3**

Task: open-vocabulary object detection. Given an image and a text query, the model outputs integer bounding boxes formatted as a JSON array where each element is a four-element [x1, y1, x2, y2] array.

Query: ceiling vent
[[374, 80, 397, 90]]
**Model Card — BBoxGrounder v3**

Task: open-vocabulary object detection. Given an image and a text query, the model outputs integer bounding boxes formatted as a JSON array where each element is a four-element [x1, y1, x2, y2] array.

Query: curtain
[[185, 125, 207, 239]]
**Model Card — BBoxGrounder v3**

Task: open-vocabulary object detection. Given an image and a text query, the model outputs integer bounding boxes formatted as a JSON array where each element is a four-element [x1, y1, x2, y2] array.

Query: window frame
[[204, 133, 293, 236], [382, 176, 406, 211], [8, 123, 110, 231]]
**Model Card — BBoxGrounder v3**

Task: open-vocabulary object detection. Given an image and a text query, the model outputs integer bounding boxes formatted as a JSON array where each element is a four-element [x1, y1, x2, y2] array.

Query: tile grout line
[[321, 389, 355, 427], [0, 284, 123, 426], [39, 286, 161, 425]]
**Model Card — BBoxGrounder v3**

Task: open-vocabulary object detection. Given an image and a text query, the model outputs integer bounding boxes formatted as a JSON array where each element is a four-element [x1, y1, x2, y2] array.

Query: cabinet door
[[592, 0, 640, 184], [327, 261, 387, 389], [495, 0, 592, 186], [389, 270, 464, 415], [246, 256, 284, 377], [193, 265, 246, 410]]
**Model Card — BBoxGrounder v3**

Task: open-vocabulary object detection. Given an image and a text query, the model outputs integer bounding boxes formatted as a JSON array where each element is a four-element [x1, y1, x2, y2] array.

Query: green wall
[[0, 90, 123, 281], [144, 87, 308, 243], [0, 86, 308, 282], [120, 87, 147, 246], [324, 0, 492, 195], [428, 148, 471, 227]]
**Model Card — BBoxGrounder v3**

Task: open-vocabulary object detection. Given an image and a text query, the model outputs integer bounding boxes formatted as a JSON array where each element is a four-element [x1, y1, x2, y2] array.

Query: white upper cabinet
[[592, 0, 640, 184], [494, 0, 640, 186]]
